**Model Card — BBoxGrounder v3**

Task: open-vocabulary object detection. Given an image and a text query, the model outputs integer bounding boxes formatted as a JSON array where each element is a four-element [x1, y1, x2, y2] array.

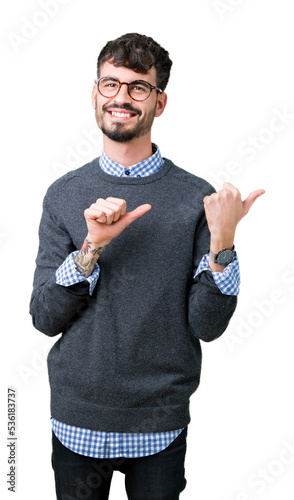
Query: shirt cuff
[[55, 251, 100, 296], [194, 253, 240, 296]]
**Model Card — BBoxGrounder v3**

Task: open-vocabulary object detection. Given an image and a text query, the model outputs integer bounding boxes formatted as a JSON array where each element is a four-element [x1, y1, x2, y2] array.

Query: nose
[[113, 82, 132, 103]]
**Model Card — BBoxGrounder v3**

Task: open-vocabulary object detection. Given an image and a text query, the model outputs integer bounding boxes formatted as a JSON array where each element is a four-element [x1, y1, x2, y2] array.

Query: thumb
[[119, 203, 152, 228], [243, 189, 265, 216]]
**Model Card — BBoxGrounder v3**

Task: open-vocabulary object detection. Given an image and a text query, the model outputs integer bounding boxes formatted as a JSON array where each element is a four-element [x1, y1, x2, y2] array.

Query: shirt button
[[125, 170, 130, 176], [137, 174, 141, 178]]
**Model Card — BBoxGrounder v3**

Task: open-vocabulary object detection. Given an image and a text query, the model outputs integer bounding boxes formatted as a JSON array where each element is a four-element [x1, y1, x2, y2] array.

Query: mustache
[[102, 103, 142, 116]]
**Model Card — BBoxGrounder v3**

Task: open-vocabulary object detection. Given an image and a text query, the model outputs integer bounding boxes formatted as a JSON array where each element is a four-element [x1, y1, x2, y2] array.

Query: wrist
[[85, 234, 110, 249], [208, 236, 235, 273], [209, 235, 235, 254], [74, 237, 108, 279]]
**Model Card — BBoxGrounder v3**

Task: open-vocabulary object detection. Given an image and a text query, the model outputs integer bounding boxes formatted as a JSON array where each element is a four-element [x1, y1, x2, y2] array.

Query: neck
[[103, 133, 153, 167]]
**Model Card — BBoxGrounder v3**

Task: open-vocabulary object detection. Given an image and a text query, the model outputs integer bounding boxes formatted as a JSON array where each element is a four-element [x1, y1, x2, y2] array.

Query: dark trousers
[[51, 427, 187, 500]]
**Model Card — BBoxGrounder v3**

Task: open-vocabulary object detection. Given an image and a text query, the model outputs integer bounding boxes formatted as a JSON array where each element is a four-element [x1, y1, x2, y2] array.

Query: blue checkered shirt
[[53, 145, 240, 458]]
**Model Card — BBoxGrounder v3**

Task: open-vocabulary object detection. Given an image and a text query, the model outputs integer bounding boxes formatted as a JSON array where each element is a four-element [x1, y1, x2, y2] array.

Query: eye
[[100, 78, 119, 89], [130, 81, 150, 93], [133, 84, 145, 91]]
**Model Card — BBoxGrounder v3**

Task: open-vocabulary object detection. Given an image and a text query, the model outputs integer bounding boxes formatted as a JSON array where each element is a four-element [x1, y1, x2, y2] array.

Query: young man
[[30, 33, 264, 500]]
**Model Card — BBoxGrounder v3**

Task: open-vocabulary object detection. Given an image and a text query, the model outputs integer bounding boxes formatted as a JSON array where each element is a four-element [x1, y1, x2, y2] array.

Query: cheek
[[140, 102, 156, 117], [96, 95, 108, 111], [146, 103, 158, 120], [95, 100, 109, 120], [94, 103, 105, 126]]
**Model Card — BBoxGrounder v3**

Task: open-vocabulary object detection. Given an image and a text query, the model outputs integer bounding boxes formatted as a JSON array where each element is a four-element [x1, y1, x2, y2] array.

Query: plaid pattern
[[56, 250, 100, 296], [195, 254, 240, 295], [99, 144, 163, 177], [51, 418, 183, 459], [52, 146, 240, 458]]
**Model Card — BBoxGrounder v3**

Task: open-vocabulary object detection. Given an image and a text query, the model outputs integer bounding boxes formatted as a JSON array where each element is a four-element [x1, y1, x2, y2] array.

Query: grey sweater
[[30, 157, 237, 433]]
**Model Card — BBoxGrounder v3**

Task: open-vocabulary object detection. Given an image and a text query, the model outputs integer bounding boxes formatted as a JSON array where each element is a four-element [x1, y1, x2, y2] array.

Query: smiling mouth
[[107, 110, 138, 119]]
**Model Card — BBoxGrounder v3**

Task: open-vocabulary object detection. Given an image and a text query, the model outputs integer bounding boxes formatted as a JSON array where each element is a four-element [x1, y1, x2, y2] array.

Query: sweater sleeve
[[188, 208, 238, 343], [194, 253, 240, 295], [29, 188, 94, 337]]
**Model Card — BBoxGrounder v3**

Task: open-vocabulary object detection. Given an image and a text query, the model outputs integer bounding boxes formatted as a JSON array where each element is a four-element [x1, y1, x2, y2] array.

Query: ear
[[155, 92, 167, 117], [91, 83, 98, 109]]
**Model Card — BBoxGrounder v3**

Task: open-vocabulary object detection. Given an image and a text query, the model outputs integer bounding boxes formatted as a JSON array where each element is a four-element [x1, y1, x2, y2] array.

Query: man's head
[[97, 33, 173, 92], [92, 33, 172, 144]]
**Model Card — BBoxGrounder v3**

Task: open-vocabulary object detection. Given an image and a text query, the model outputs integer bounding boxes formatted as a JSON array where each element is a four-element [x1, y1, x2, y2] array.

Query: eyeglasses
[[94, 77, 163, 102]]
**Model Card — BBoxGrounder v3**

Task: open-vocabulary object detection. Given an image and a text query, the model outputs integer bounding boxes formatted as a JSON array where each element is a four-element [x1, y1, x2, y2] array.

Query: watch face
[[217, 249, 233, 265]]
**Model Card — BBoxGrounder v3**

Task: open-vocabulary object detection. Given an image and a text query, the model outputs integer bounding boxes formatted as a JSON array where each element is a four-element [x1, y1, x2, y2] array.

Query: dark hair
[[97, 33, 173, 91]]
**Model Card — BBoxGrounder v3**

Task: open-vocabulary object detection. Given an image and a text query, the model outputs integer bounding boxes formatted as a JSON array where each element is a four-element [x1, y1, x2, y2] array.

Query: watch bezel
[[209, 245, 235, 265]]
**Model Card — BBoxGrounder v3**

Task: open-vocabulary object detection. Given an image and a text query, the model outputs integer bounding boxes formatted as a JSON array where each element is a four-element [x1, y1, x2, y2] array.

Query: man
[[30, 33, 264, 500]]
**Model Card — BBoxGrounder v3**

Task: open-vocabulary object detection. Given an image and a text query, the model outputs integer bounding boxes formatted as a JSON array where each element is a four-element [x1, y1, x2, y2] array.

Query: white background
[[1, 0, 294, 499]]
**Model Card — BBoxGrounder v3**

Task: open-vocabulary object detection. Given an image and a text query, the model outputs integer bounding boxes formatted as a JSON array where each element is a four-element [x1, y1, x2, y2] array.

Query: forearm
[[190, 222, 239, 342], [189, 271, 237, 342], [30, 277, 91, 336], [30, 242, 104, 336], [74, 237, 108, 278]]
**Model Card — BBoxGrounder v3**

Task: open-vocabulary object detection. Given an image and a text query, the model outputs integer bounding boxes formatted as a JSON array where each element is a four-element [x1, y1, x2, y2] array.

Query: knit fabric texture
[[30, 157, 237, 433]]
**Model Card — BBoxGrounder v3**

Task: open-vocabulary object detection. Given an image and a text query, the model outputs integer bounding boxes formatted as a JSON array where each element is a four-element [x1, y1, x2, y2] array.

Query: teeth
[[111, 111, 131, 118]]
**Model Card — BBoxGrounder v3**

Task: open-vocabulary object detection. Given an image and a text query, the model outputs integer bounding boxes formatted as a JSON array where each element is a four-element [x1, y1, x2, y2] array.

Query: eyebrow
[[101, 76, 119, 81]]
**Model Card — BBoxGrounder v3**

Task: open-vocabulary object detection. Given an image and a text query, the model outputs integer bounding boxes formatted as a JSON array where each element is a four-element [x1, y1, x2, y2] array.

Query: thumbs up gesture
[[74, 197, 151, 278], [203, 183, 265, 268], [84, 197, 151, 247]]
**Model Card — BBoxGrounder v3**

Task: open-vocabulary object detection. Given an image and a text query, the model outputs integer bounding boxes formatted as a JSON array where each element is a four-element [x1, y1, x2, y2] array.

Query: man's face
[[92, 61, 166, 143]]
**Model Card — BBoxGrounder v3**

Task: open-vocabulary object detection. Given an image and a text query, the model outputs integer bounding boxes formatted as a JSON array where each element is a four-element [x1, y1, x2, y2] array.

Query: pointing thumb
[[243, 189, 265, 216], [120, 204, 152, 228]]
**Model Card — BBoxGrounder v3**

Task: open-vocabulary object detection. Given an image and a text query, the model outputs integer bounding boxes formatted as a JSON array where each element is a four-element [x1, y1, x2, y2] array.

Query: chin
[[101, 124, 142, 143]]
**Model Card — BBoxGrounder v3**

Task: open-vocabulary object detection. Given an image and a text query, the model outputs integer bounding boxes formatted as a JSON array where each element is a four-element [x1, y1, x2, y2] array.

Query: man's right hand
[[84, 197, 151, 247], [74, 198, 151, 278]]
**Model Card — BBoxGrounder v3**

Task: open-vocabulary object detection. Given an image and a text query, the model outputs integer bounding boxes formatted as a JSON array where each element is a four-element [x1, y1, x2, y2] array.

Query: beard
[[95, 102, 157, 143], [101, 123, 143, 143]]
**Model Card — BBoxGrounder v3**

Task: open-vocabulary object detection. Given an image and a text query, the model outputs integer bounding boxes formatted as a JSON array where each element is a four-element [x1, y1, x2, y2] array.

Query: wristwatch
[[209, 245, 235, 265]]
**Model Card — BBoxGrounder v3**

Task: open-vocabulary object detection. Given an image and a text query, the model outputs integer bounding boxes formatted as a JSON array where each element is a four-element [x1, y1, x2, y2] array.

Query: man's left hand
[[203, 182, 265, 262]]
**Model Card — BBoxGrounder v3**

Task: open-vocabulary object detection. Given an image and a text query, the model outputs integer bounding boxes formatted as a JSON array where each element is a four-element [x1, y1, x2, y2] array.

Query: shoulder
[[44, 158, 100, 203], [164, 158, 216, 197]]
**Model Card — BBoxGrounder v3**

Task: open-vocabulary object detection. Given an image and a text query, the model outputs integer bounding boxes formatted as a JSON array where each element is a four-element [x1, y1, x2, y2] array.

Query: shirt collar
[[99, 144, 164, 178]]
